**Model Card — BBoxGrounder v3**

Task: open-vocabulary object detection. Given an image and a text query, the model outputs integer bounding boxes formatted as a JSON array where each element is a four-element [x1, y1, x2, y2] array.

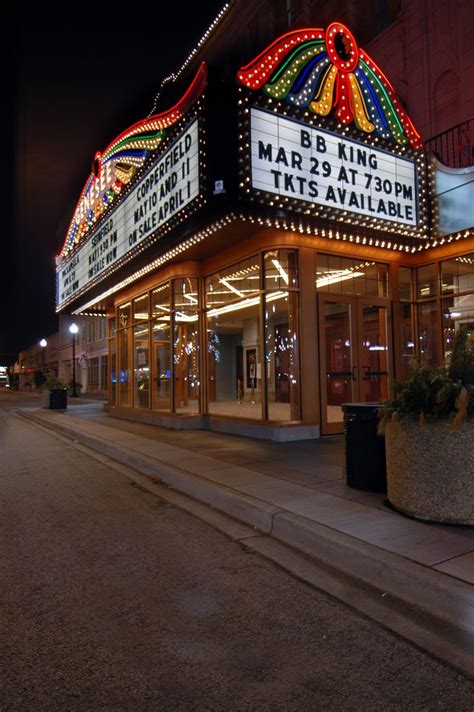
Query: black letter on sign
[[301, 130, 311, 148], [258, 141, 273, 161]]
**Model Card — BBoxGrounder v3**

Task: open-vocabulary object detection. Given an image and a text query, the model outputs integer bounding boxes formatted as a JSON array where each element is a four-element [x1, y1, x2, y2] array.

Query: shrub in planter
[[378, 328, 474, 524], [40, 371, 68, 410]]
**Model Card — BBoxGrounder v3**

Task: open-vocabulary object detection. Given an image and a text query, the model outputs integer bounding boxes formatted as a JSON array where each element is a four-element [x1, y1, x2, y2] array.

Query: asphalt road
[[1, 392, 473, 711]]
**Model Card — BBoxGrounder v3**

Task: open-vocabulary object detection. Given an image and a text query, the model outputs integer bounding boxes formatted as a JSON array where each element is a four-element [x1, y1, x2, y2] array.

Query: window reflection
[[416, 264, 437, 299], [151, 284, 171, 412], [441, 253, 474, 296], [442, 295, 474, 357], [316, 254, 388, 297], [417, 301, 440, 365], [133, 295, 150, 409], [173, 278, 200, 414], [265, 250, 301, 421], [206, 257, 261, 419]]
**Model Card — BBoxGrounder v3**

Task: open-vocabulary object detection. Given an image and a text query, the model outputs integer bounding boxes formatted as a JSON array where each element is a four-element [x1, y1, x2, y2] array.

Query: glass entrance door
[[319, 295, 391, 434]]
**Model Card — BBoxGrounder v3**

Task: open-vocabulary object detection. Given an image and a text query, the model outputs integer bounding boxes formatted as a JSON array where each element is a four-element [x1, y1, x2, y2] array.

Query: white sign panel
[[57, 119, 200, 309], [251, 108, 418, 226]]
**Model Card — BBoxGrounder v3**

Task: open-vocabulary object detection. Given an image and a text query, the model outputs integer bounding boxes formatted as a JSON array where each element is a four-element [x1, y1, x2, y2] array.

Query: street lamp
[[39, 338, 47, 373], [69, 323, 79, 397]]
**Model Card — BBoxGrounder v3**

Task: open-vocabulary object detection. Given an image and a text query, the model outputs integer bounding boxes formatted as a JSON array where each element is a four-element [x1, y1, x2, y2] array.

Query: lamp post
[[39, 338, 47, 374], [69, 323, 79, 397]]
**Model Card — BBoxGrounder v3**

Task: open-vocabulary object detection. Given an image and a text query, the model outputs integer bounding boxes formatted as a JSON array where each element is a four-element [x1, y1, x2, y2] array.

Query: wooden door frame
[[318, 293, 392, 435], [318, 294, 358, 435]]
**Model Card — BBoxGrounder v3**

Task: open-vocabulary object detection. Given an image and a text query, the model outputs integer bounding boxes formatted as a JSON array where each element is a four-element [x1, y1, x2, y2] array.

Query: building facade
[[54, 1, 474, 439], [18, 315, 108, 396]]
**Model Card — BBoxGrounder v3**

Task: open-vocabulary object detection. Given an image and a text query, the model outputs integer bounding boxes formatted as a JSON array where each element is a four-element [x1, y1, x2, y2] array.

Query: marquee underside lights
[[60, 63, 208, 259], [237, 23, 422, 149], [68, 211, 473, 317]]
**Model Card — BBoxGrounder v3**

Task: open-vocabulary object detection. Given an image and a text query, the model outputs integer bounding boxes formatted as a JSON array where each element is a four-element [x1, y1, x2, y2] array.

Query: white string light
[[147, 3, 231, 118]]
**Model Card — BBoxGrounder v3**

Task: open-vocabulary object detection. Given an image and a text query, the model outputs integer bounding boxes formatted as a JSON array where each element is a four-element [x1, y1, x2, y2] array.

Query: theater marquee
[[57, 119, 200, 309], [250, 108, 418, 226]]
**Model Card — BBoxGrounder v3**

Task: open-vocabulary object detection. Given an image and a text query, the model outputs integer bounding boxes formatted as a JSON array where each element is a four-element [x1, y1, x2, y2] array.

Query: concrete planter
[[385, 418, 474, 525]]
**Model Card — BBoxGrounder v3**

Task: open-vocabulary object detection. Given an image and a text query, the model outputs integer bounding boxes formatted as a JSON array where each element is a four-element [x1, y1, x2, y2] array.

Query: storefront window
[[417, 301, 441, 365], [206, 257, 261, 419], [118, 328, 130, 406], [118, 302, 131, 329], [151, 284, 171, 411], [133, 294, 150, 409], [100, 355, 108, 391], [416, 264, 437, 299], [316, 255, 388, 297], [399, 267, 413, 301], [133, 293, 149, 322], [173, 278, 200, 414], [398, 267, 415, 379], [442, 296, 474, 357], [108, 319, 117, 405], [264, 250, 301, 421], [441, 253, 474, 296], [399, 303, 415, 380], [87, 357, 99, 391]]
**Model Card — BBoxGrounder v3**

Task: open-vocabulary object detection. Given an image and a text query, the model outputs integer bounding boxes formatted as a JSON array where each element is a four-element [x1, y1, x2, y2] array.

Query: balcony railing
[[425, 118, 474, 169]]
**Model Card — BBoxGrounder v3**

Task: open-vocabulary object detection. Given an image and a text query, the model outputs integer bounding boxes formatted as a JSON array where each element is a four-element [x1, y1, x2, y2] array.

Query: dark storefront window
[[398, 267, 415, 380], [118, 327, 130, 406], [417, 301, 441, 366], [399, 267, 414, 301], [416, 264, 437, 299], [87, 357, 99, 391], [100, 355, 108, 392], [109, 318, 116, 405]]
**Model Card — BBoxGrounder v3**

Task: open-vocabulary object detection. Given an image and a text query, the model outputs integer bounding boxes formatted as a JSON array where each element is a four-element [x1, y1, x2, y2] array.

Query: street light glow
[[39, 339, 47, 348], [69, 323, 79, 335]]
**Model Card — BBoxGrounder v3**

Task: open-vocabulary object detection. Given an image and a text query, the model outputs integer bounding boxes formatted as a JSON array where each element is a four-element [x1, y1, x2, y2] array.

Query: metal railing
[[425, 118, 474, 168]]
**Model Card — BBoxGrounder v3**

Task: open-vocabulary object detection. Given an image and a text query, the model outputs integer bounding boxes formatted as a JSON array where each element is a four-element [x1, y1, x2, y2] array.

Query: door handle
[[363, 369, 388, 379], [326, 371, 353, 377], [352, 366, 357, 380]]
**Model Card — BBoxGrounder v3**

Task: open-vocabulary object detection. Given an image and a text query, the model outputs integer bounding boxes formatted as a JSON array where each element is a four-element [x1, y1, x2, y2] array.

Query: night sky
[[1, 3, 225, 364]]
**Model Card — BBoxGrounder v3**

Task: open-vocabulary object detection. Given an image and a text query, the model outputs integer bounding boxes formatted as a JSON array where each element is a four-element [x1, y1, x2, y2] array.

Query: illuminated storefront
[[56, 21, 474, 439]]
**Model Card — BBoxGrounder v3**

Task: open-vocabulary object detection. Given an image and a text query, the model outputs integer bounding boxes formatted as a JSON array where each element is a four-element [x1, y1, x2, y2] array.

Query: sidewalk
[[17, 400, 474, 678]]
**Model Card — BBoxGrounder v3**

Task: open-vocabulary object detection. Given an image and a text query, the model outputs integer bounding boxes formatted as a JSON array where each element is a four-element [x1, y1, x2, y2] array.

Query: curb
[[271, 511, 474, 635], [17, 408, 474, 653]]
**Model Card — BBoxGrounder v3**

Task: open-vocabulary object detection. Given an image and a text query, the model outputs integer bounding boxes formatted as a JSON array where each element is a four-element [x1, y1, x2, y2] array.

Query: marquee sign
[[57, 119, 200, 309], [237, 23, 428, 237], [237, 23, 421, 149], [251, 108, 418, 226], [59, 63, 207, 261]]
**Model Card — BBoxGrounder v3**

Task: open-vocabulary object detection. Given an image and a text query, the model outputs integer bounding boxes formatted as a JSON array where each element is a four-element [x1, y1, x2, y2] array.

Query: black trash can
[[342, 403, 386, 492], [49, 388, 68, 410]]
